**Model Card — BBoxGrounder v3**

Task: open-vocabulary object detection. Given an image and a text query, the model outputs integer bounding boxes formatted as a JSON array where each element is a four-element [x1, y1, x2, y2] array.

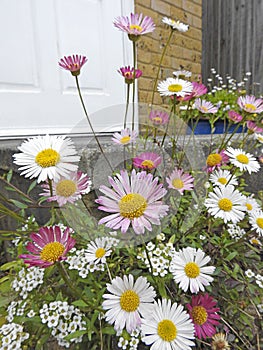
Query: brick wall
[[135, 0, 202, 107]]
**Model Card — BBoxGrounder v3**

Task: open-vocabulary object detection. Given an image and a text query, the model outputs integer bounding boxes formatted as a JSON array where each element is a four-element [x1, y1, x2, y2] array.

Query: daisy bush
[[0, 11, 263, 350]]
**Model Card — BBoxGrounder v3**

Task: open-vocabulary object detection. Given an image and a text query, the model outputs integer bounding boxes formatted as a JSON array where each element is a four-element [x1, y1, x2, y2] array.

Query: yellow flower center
[[119, 193, 147, 219], [130, 24, 143, 32], [244, 103, 256, 111], [35, 149, 60, 168], [168, 84, 183, 92], [236, 154, 249, 164], [95, 247, 106, 258], [56, 180, 77, 197], [172, 178, 184, 189], [184, 262, 200, 278], [191, 306, 208, 325], [206, 153, 222, 167], [251, 238, 260, 245], [152, 116, 162, 124], [256, 218, 263, 229], [40, 242, 65, 262], [120, 290, 140, 312], [141, 160, 154, 169], [218, 198, 233, 211], [157, 319, 177, 342], [201, 106, 209, 113], [218, 177, 227, 185], [120, 135, 131, 144], [246, 203, 253, 211]]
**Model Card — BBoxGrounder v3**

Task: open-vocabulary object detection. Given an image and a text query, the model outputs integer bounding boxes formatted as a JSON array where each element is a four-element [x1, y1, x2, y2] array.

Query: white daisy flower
[[243, 196, 261, 213], [102, 274, 156, 333], [209, 169, 238, 187], [157, 77, 193, 97], [13, 135, 80, 183], [254, 133, 263, 143], [224, 147, 260, 174], [173, 70, 192, 78], [249, 210, 263, 236], [141, 298, 195, 350], [112, 128, 137, 146], [249, 236, 262, 246], [162, 17, 189, 32], [85, 237, 113, 264], [204, 185, 246, 224], [170, 247, 215, 293]]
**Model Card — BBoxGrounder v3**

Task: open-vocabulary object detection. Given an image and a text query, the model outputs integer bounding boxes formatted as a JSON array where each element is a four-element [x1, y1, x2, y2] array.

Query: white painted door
[[0, 0, 134, 137]]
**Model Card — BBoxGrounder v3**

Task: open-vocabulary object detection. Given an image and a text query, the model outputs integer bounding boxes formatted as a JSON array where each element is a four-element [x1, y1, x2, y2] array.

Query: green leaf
[[0, 260, 20, 271], [72, 299, 89, 307], [27, 179, 37, 194], [225, 251, 238, 261], [64, 329, 87, 341], [102, 327, 116, 335], [9, 199, 28, 209], [6, 170, 13, 183]]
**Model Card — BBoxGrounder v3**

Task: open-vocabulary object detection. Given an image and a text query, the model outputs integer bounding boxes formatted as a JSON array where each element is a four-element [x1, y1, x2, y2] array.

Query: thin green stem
[[57, 262, 91, 306], [75, 76, 113, 172], [150, 29, 174, 107], [132, 41, 137, 131], [124, 83, 131, 129]]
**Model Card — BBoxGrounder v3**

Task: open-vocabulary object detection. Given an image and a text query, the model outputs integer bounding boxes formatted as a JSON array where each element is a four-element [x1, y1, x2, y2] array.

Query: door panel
[[0, 0, 134, 136]]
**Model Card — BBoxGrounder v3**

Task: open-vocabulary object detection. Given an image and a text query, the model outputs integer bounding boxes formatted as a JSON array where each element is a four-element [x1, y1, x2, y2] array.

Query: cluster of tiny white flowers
[[12, 216, 37, 246], [66, 237, 119, 278], [227, 223, 246, 240], [117, 328, 140, 350], [207, 68, 252, 94], [66, 247, 105, 277], [39, 300, 86, 348], [137, 241, 175, 277], [12, 266, 44, 299], [245, 269, 263, 288], [0, 322, 29, 350], [6, 300, 27, 323]]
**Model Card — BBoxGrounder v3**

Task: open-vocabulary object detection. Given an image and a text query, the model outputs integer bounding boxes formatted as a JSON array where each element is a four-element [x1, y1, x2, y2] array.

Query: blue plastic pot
[[187, 119, 245, 135]]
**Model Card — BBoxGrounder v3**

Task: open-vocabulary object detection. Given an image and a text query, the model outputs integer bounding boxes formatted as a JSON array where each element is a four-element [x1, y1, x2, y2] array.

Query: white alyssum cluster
[[6, 301, 27, 323], [0, 322, 29, 349], [12, 266, 44, 299], [245, 269, 263, 289], [39, 300, 86, 348], [117, 328, 140, 350], [137, 241, 175, 277], [227, 223, 246, 240]]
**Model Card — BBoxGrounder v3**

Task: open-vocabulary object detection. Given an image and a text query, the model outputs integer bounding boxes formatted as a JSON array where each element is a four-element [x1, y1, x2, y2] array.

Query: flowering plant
[[0, 11, 263, 350]]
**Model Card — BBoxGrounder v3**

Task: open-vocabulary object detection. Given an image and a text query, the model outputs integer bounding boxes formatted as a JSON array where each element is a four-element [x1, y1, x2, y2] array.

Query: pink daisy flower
[[113, 13, 155, 39], [246, 120, 263, 133], [205, 150, 229, 173], [228, 110, 243, 123], [237, 95, 263, 113], [40, 171, 91, 207], [166, 167, 194, 195], [96, 169, 169, 235], [112, 128, 137, 146], [58, 54, 88, 76], [133, 152, 162, 170], [194, 98, 218, 114], [181, 82, 208, 101], [19, 226, 76, 268], [148, 110, 169, 125], [118, 66, 142, 84], [187, 294, 221, 339]]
